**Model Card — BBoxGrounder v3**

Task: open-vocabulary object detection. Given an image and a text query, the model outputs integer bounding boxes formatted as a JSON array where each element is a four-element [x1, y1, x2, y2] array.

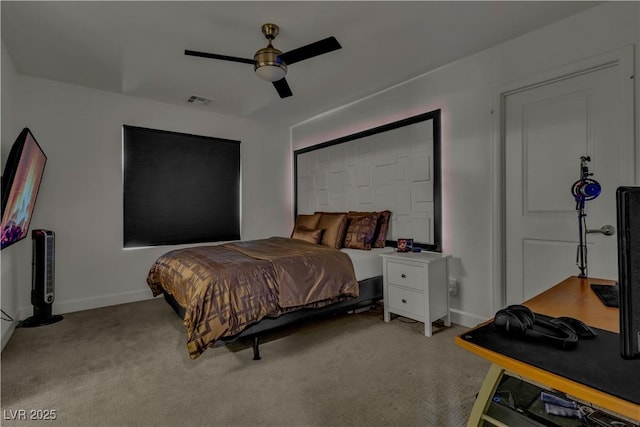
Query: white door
[[504, 52, 634, 305]]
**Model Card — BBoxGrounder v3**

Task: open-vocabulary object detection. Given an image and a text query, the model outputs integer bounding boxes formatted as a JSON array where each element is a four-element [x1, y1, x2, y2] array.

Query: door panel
[[524, 92, 588, 213], [505, 62, 631, 305]]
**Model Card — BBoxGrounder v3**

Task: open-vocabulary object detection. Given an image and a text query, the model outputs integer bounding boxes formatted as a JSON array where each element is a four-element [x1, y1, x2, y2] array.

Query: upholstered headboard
[[294, 109, 441, 251]]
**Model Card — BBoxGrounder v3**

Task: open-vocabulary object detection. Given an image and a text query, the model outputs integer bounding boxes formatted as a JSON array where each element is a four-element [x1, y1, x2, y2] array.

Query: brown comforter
[[147, 237, 358, 359]]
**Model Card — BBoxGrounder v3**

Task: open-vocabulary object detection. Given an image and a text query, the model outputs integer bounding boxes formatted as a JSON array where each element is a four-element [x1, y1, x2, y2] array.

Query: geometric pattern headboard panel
[[294, 109, 441, 251]]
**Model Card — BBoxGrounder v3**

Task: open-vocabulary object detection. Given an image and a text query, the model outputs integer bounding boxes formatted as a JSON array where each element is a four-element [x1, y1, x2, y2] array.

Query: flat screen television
[[616, 186, 640, 359], [1, 128, 47, 250]]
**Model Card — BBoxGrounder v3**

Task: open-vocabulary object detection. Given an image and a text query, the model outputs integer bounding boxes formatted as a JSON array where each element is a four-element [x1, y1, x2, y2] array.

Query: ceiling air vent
[[187, 95, 212, 106]]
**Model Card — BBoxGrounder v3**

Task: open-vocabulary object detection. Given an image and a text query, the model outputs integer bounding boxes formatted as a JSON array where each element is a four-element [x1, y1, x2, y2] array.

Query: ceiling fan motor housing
[[254, 44, 286, 68]]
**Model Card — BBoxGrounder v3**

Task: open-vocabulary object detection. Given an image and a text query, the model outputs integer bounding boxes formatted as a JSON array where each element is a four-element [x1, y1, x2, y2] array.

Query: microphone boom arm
[[570, 156, 601, 278]]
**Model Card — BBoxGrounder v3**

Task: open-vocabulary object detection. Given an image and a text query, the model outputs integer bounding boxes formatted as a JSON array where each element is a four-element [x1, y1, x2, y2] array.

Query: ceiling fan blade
[[184, 49, 255, 65], [279, 37, 341, 65], [272, 78, 293, 98]]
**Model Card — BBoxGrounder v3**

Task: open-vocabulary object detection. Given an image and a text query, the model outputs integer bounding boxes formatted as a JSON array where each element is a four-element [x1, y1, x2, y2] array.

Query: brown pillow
[[291, 213, 322, 237], [291, 228, 323, 244], [315, 212, 348, 249], [373, 210, 391, 248], [343, 214, 378, 250], [348, 210, 392, 248]]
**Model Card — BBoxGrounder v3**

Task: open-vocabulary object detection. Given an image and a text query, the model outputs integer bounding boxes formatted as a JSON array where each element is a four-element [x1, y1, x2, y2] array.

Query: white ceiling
[[1, 1, 600, 126]]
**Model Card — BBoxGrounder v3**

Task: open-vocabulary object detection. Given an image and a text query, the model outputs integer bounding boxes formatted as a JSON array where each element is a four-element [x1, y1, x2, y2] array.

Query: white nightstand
[[380, 251, 451, 337]]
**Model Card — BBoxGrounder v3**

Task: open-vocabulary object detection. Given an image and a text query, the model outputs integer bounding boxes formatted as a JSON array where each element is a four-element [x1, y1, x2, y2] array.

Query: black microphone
[[571, 156, 601, 207], [571, 178, 601, 201]]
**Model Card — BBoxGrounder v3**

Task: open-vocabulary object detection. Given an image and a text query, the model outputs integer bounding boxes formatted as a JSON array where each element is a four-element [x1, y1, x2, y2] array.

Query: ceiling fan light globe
[[255, 64, 286, 82]]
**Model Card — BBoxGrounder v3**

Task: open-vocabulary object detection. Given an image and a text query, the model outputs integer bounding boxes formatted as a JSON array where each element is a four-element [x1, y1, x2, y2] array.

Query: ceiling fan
[[185, 23, 342, 99]]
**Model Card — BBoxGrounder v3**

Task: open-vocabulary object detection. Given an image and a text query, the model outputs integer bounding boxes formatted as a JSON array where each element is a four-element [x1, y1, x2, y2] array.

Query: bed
[[147, 211, 394, 359]]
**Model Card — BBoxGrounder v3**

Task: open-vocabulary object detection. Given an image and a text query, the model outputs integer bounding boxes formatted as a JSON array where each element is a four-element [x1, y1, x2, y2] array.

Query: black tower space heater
[[20, 230, 63, 327]]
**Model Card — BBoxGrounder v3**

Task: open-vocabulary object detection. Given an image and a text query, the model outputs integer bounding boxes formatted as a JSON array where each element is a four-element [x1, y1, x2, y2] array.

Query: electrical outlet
[[448, 279, 458, 296]]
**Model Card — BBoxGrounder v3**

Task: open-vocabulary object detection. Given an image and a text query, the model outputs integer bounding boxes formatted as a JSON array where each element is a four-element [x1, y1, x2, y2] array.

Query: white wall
[[0, 47, 290, 347], [291, 2, 640, 326], [1, 42, 22, 347]]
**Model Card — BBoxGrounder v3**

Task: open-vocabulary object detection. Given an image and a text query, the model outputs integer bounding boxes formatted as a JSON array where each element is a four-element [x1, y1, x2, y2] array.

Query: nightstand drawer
[[387, 286, 424, 317], [387, 261, 423, 290]]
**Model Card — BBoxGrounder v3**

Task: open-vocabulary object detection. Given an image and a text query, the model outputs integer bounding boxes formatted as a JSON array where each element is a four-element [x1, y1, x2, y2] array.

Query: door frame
[[491, 45, 635, 312]]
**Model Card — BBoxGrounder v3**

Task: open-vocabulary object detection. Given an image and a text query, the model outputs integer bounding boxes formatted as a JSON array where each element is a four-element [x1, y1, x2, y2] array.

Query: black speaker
[[617, 187, 640, 359], [19, 229, 63, 328]]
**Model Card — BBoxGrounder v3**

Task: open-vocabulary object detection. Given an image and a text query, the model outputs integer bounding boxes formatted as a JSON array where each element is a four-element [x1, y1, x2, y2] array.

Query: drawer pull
[[401, 299, 407, 304], [401, 273, 406, 278]]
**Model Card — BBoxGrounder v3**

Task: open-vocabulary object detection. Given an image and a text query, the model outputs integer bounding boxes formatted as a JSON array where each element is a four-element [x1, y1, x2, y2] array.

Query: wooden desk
[[524, 276, 618, 333], [456, 276, 640, 425]]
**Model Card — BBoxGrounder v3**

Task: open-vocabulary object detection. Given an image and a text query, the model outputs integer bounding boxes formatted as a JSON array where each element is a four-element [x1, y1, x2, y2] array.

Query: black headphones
[[494, 305, 585, 350]]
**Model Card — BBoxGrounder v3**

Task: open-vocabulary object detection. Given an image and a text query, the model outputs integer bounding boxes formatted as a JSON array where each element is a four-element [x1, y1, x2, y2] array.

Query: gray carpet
[[1, 299, 489, 426]]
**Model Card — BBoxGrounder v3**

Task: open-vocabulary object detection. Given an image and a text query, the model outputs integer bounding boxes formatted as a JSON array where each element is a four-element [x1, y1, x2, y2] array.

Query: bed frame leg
[[252, 336, 261, 360]]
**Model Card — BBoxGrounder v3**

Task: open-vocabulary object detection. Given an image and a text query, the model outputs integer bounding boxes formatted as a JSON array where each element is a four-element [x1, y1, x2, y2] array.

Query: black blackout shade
[[123, 125, 240, 248]]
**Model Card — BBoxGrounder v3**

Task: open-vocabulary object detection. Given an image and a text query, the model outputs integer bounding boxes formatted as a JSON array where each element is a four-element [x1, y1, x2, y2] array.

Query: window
[[123, 125, 240, 248]]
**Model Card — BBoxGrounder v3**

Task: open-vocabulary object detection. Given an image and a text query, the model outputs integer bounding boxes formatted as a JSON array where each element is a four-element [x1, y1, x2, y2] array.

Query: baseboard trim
[[12, 293, 490, 332], [449, 308, 488, 329], [1, 320, 18, 352], [18, 289, 154, 319]]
